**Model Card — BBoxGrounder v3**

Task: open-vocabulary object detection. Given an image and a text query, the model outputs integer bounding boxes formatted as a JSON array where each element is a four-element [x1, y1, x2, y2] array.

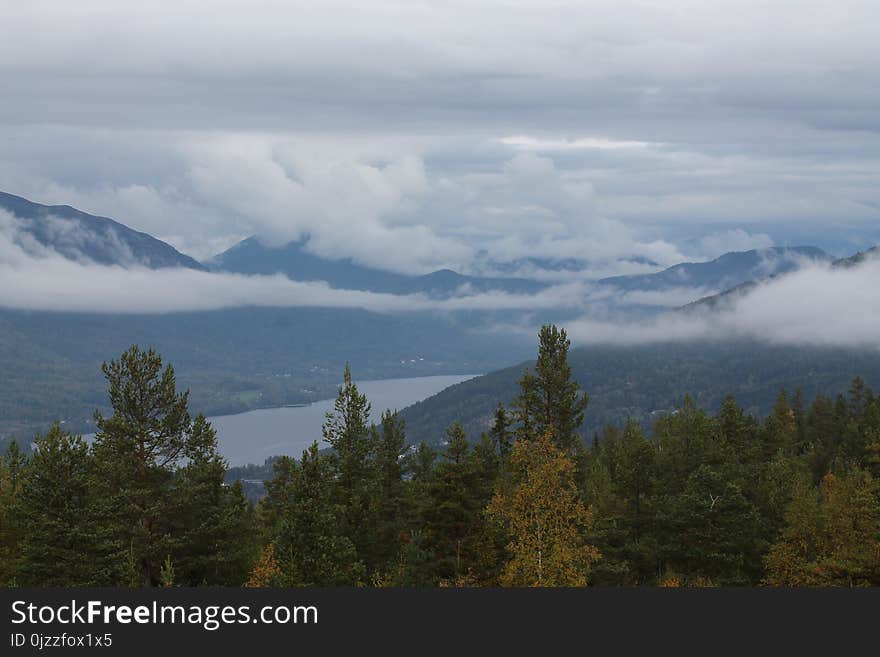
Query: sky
[[1, 1, 879, 349], [2, 0, 880, 276]]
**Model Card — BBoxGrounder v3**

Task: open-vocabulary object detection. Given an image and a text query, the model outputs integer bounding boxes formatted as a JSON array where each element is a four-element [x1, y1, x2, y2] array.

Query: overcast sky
[[2, 0, 880, 273]]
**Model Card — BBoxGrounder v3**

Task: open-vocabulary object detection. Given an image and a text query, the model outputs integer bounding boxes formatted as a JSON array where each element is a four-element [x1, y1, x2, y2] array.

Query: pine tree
[[660, 465, 763, 585], [512, 326, 589, 455], [487, 432, 600, 586], [92, 345, 248, 586], [14, 423, 101, 585], [273, 442, 364, 586], [585, 421, 657, 585], [0, 443, 23, 586]]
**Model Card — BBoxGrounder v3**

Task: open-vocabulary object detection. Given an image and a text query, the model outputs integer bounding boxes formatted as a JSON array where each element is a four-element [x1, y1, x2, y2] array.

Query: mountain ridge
[[0, 191, 205, 270], [208, 236, 547, 296]]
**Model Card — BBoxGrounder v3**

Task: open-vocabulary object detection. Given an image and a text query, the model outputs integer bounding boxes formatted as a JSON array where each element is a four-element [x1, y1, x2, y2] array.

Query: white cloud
[[500, 135, 662, 151], [565, 256, 880, 348], [697, 229, 775, 256], [2, 0, 880, 274]]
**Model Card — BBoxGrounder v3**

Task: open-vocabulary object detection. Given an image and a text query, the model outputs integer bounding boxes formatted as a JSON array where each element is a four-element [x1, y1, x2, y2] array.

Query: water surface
[[211, 374, 477, 465]]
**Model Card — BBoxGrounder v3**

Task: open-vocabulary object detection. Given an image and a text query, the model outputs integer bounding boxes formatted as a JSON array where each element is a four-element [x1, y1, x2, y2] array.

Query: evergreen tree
[[512, 325, 588, 454], [92, 345, 247, 586], [489, 404, 513, 457], [322, 364, 378, 570], [420, 423, 484, 583], [761, 389, 798, 458], [585, 422, 657, 585], [371, 410, 408, 572], [273, 442, 364, 586], [171, 416, 257, 585], [14, 423, 100, 585], [0, 442, 23, 586], [659, 465, 762, 585]]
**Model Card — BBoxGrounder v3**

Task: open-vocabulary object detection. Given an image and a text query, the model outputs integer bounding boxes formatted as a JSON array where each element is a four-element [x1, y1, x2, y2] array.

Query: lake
[[211, 374, 477, 465]]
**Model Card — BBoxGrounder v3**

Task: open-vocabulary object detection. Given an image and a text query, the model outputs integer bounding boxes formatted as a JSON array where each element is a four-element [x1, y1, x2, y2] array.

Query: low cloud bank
[[2, 216, 878, 350], [0, 226, 590, 314], [564, 256, 880, 349]]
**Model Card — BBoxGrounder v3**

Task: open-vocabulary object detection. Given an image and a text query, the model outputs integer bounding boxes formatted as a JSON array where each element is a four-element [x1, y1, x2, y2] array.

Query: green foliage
[[765, 470, 880, 586], [271, 442, 364, 586], [7, 327, 880, 589], [87, 345, 256, 587], [417, 423, 485, 583], [401, 341, 880, 449], [0, 441, 25, 586], [512, 325, 589, 454], [14, 424, 104, 586]]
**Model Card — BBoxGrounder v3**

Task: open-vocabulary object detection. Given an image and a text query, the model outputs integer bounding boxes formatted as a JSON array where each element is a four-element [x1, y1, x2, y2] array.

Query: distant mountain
[[681, 245, 878, 313], [831, 245, 879, 269], [597, 246, 831, 293], [209, 237, 546, 296], [0, 191, 204, 270]]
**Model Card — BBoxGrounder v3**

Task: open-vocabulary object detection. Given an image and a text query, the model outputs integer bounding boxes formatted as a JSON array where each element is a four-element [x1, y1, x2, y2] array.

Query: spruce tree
[[372, 410, 407, 571], [0, 443, 22, 586], [322, 364, 377, 569], [490, 404, 513, 457], [171, 415, 257, 586], [420, 423, 483, 582], [15, 423, 100, 585], [273, 442, 364, 586], [512, 325, 588, 454]]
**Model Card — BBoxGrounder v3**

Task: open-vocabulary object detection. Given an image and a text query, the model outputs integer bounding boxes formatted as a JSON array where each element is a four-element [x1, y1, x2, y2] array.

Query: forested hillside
[[0, 306, 527, 439], [2, 327, 879, 588], [400, 341, 880, 447]]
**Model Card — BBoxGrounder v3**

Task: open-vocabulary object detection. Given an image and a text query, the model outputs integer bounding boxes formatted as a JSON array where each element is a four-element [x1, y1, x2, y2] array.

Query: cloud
[[2, 0, 880, 274], [696, 230, 775, 257], [499, 135, 662, 151], [0, 218, 590, 314], [564, 256, 880, 348], [2, 205, 878, 352]]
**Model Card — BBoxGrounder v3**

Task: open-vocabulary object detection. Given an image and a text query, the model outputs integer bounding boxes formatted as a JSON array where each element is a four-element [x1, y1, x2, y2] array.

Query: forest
[[1, 326, 879, 587]]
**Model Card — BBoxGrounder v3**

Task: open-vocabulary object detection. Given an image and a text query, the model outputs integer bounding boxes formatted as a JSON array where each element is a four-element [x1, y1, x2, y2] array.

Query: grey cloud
[[1, 1, 880, 272], [564, 257, 880, 348], [0, 224, 591, 314]]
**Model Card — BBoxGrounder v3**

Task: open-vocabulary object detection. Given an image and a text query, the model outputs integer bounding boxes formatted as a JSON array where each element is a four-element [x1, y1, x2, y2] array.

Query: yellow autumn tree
[[486, 432, 600, 586], [764, 470, 880, 586], [245, 543, 283, 588]]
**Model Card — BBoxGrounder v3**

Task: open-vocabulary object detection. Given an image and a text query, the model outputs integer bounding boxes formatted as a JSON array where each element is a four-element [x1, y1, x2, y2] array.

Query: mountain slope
[[209, 236, 546, 296], [681, 244, 879, 312], [399, 245, 876, 446], [0, 305, 532, 439], [399, 341, 880, 447], [0, 191, 204, 269], [597, 246, 831, 292]]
